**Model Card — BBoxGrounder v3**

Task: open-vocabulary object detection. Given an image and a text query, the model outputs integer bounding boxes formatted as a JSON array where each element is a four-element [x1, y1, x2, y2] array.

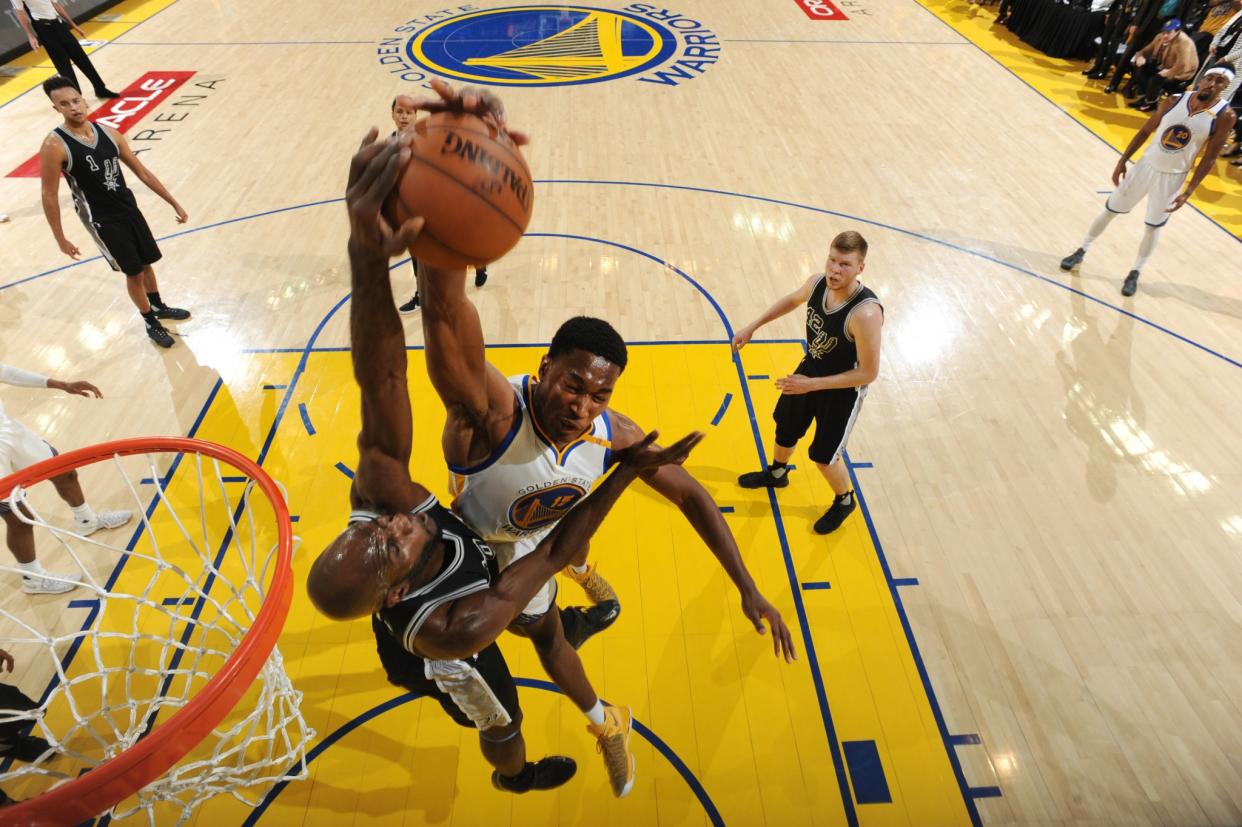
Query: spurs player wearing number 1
[[306, 129, 705, 795], [1058, 64, 1237, 296], [38, 75, 191, 347]]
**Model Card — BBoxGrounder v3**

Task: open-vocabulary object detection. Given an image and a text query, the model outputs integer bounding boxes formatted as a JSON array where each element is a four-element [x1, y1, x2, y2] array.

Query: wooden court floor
[[1, 1, 1240, 825]]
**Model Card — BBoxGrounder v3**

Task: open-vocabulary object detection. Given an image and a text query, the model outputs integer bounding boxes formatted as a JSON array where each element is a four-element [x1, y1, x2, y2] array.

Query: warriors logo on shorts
[[1160, 125, 1192, 151], [508, 483, 587, 531]]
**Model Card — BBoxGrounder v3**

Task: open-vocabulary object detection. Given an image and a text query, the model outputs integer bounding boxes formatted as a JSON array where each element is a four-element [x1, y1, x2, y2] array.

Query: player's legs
[[58, 28, 112, 96], [808, 389, 865, 535], [2, 509, 36, 565], [1061, 165, 1152, 271], [48, 468, 133, 535], [739, 392, 810, 488], [479, 719, 527, 777], [1122, 171, 1179, 295], [36, 24, 79, 91]]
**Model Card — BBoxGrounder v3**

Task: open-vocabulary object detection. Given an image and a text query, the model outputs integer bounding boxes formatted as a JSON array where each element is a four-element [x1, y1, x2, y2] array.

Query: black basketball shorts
[[90, 213, 162, 277], [773, 385, 867, 465], [372, 616, 522, 732]]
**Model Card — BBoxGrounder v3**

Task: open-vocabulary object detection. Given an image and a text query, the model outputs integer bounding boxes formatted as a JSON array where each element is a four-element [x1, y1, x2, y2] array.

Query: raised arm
[[110, 127, 187, 223], [416, 430, 704, 659], [732, 273, 819, 351], [0, 363, 101, 397], [343, 130, 429, 508]]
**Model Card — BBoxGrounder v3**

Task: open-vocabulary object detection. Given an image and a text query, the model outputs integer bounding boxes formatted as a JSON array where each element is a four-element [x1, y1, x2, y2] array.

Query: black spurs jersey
[[362, 494, 500, 658], [52, 123, 140, 225], [800, 277, 883, 379]]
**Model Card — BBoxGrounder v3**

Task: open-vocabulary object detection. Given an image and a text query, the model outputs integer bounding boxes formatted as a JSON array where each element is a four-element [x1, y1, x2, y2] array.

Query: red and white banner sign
[[8, 71, 196, 178], [794, 0, 849, 19]]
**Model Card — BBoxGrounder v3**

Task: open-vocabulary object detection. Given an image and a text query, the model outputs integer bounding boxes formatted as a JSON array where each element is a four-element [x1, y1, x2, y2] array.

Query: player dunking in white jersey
[[1058, 63, 1237, 296]]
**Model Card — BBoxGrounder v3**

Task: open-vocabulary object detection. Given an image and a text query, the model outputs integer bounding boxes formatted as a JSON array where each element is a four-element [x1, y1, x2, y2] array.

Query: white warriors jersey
[[449, 375, 613, 544], [1142, 94, 1228, 174]]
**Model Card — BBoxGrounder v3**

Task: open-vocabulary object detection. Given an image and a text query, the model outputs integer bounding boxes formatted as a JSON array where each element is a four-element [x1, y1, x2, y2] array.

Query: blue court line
[[160, 596, 195, 607], [710, 393, 733, 426], [297, 402, 315, 436], [289, 515, 300, 523], [848, 461, 874, 469], [842, 740, 893, 804], [262, 384, 286, 391], [333, 462, 354, 480], [243, 678, 723, 827], [969, 786, 1003, 798], [0, 0, 186, 113], [950, 733, 983, 746], [66, 598, 100, 609], [111, 40, 373, 45], [718, 505, 735, 513], [747, 374, 770, 380], [890, 577, 920, 587], [902, 0, 1239, 243], [220, 475, 247, 483], [802, 581, 833, 590], [844, 449, 984, 825], [7, 183, 1236, 370]]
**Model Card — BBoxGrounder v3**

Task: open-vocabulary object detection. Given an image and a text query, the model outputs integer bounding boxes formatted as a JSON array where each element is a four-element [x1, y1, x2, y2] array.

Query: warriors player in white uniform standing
[[1059, 63, 1237, 296], [1, 363, 131, 594]]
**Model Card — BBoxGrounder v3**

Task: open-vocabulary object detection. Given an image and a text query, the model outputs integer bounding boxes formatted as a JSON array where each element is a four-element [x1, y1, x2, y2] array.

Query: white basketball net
[[0, 448, 312, 824]]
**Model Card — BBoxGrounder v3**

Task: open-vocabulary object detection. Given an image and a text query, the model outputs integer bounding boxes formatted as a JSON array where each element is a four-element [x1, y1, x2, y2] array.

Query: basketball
[[385, 111, 534, 269]]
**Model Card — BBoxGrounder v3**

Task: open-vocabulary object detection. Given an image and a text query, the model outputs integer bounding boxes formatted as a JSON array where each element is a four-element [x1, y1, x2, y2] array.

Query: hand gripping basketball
[[346, 129, 425, 260]]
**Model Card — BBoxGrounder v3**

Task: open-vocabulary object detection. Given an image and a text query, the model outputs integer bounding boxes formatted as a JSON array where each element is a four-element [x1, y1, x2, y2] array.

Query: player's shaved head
[[307, 523, 390, 620], [392, 94, 416, 111]]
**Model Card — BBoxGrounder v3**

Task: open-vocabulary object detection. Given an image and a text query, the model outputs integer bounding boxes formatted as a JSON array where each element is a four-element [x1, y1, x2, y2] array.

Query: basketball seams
[[416, 119, 531, 177], [406, 153, 526, 234]]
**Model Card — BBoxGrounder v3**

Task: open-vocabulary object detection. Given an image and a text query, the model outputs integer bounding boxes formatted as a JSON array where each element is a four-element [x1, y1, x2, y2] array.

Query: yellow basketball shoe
[[587, 705, 636, 798], [563, 562, 617, 604]]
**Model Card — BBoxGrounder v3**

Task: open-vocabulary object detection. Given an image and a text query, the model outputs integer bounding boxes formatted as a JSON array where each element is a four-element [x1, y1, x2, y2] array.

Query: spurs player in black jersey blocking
[[735, 231, 885, 536], [1058, 64, 1237, 297], [38, 76, 190, 348], [306, 129, 703, 795], [388, 94, 488, 315]]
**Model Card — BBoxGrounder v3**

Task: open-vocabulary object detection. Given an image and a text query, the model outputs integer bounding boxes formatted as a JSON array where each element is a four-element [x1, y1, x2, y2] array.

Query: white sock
[[1131, 224, 1162, 272], [71, 503, 95, 523], [1081, 210, 1117, 250], [585, 700, 606, 726], [18, 560, 45, 576], [570, 562, 589, 575]]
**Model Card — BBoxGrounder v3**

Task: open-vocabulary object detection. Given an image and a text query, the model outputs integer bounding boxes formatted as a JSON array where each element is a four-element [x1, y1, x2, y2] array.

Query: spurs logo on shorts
[[508, 483, 588, 531], [1160, 124, 1192, 151]]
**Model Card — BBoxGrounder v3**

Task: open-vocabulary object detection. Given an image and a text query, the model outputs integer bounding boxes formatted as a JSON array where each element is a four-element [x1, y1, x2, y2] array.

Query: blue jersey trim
[[446, 394, 524, 475], [602, 409, 613, 469]]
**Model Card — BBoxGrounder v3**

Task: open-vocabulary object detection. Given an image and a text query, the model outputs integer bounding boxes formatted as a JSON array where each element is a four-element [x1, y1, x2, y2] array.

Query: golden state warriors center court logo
[[377, 5, 719, 88], [509, 483, 588, 531], [1159, 124, 1192, 151]]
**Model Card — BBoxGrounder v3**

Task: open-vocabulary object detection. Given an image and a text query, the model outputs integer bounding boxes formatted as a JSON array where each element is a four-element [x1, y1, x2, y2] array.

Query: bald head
[[307, 523, 389, 620]]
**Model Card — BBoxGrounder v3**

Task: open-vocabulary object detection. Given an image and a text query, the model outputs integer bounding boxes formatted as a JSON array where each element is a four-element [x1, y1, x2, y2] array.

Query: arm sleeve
[[0, 364, 51, 389]]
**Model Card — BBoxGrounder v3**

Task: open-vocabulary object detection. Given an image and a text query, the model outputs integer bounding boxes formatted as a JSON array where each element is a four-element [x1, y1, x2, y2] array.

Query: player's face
[[825, 247, 865, 291], [392, 98, 417, 132], [375, 511, 439, 602], [534, 350, 622, 445], [50, 87, 88, 125], [1195, 73, 1229, 100]]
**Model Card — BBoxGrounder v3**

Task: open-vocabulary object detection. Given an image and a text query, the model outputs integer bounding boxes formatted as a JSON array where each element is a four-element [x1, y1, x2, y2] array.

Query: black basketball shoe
[[398, 294, 420, 314], [813, 491, 857, 535], [475, 267, 489, 288], [492, 756, 577, 793], [561, 600, 621, 650], [145, 320, 174, 348], [738, 467, 790, 489], [1059, 248, 1085, 271], [1121, 270, 1140, 296], [153, 304, 191, 321]]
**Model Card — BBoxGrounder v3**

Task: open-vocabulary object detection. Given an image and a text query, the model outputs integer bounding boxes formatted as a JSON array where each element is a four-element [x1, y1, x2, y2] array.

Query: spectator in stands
[[1128, 19, 1200, 110]]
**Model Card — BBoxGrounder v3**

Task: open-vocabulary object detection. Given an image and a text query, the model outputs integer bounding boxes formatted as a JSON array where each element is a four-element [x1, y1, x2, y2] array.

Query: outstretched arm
[[344, 130, 429, 508], [612, 413, 797, 662], [0, 364, 102, 398], [418, 431, 704, 659], [732, 273, 819, 351]]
